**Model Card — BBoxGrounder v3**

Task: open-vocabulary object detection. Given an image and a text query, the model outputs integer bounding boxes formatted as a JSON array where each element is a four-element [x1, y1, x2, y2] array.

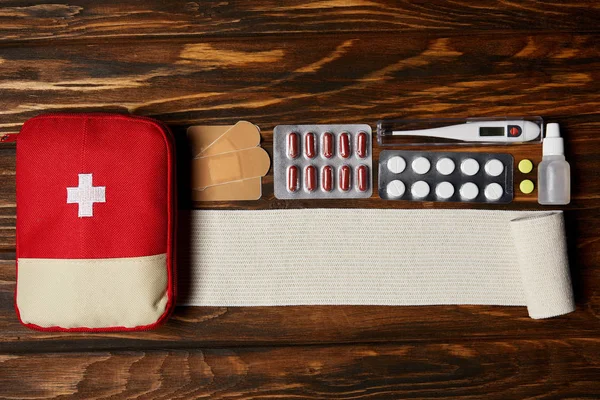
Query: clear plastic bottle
[[538, 123, 570, 205]]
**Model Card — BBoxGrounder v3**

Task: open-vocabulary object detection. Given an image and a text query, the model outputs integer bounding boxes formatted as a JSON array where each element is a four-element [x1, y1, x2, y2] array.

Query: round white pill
[[435, 181, 455, 199], [387, 156, 406, 174], [484, 183, 503, 201], [386, 180, 405, 198], [460, 158, 480, 176], [484, 159, 504, 177], [459, 182, 479, 200], [411, 180, 430, 198], [411, 157, 431, 175], [436, 157, 455, 175]]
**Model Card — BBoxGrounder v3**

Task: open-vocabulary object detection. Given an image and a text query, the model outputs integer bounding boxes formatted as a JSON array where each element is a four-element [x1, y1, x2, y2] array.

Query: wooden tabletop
[[1, 1, 599, 398]]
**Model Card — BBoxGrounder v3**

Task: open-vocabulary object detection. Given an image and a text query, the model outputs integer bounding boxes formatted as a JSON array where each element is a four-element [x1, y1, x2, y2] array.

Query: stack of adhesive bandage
[[188, 121, 270, 201]]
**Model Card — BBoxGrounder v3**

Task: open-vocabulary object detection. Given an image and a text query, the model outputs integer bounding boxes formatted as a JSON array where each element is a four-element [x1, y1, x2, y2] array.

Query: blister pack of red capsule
[[273, 124, 373, 199]]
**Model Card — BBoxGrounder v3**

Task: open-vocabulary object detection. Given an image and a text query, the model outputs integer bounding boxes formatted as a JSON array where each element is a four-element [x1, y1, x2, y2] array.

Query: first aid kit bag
[[15, 113, 176, 331]]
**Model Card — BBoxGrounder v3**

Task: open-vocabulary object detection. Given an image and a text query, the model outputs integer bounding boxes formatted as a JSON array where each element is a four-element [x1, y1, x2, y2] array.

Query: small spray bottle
[[538, 123, 570, 205]]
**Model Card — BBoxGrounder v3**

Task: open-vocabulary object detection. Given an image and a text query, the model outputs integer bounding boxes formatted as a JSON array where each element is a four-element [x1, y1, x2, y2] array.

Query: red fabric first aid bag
[[15, 114, 176, 331]]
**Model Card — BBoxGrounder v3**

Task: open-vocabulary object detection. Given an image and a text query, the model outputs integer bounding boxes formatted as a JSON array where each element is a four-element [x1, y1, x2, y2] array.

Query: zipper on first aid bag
[[0, 133, 18, 143]]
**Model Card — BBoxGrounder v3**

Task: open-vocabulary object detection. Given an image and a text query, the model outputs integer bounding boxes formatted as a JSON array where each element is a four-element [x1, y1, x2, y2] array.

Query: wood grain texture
[[1, 339, 599, 399], [1, 1, 600, 397], [0, 33, 598, 131], [1, 1, 599, 43]]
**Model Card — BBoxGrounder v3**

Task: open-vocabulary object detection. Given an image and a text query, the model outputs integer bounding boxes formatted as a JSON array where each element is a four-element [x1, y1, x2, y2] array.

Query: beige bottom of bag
[[16, 253, 169, 329]]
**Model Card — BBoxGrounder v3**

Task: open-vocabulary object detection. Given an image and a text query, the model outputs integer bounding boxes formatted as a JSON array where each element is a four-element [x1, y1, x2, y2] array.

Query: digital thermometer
[[391, 120, 541, 143]]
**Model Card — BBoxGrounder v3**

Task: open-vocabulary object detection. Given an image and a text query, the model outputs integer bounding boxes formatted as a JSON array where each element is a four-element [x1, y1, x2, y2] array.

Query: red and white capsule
[[322, 132, 334, 159], [287, 132, 299, 159], [339, 165, 351, 191], [356, 132, 368, 158], [287, 165, 299, 192], [357, 165, 368, 192], [339, 132, 351, 159], [305, 165, 317, 192], [322, 165, 333, 192]]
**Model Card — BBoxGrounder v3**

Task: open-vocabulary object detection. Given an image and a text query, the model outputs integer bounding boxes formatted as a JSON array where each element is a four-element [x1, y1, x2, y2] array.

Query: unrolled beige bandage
[[179, 209, 575, 319]]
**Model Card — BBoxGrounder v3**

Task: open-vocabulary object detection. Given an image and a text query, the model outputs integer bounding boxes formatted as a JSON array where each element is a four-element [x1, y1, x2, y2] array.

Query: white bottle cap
[[543, 123, 564, 156]]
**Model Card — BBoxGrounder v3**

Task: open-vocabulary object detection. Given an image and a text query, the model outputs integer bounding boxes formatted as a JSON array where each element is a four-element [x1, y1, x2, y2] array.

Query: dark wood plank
[[1, 339, 599, 399], [0, 32, 598, 132], [0, 147, 15, 252], [1, 1, 599, 43]]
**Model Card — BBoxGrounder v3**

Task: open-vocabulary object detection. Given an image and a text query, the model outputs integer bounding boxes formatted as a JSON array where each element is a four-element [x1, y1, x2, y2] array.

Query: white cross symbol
[[66, 174, 106, 218]]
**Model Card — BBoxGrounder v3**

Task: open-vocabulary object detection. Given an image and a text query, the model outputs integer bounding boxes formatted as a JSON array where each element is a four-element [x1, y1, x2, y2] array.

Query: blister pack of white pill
[[378, 150, 514, 203], [273, 124, 373, 199]]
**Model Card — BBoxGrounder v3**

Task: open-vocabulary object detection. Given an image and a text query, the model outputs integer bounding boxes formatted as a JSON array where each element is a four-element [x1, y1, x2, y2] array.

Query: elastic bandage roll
[[179, 209, 575, 319]]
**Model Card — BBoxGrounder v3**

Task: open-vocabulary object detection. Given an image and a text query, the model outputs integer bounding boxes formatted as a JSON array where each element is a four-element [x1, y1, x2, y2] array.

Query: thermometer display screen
[[479, 127, 505, 137]]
